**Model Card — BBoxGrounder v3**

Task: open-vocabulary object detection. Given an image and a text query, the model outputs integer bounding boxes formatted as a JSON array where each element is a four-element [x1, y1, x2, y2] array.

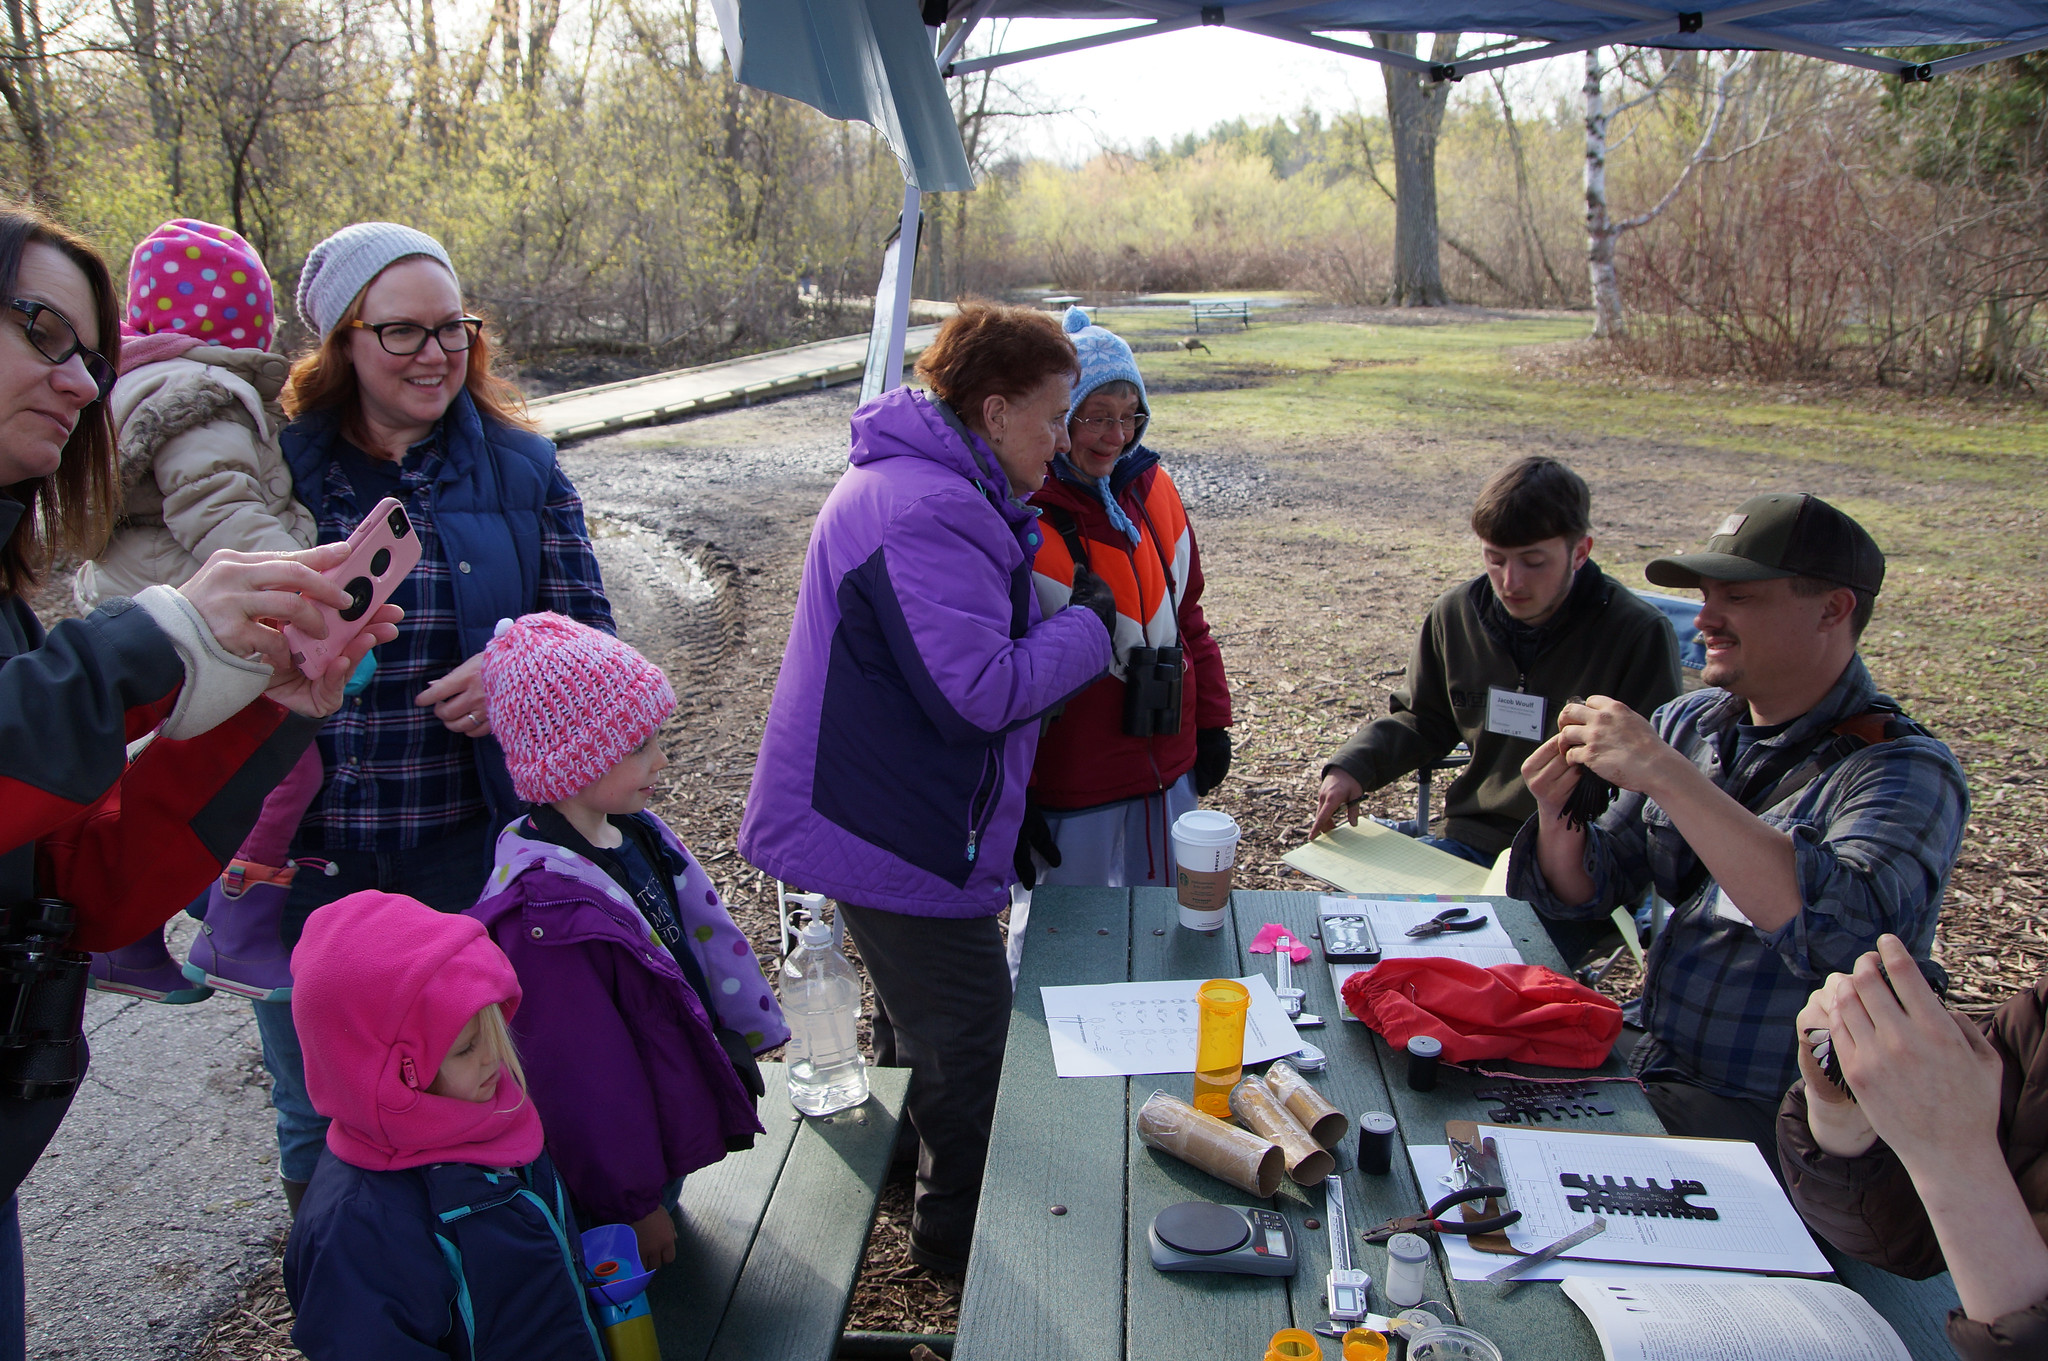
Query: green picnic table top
[[954, 886, 1964, 1361]]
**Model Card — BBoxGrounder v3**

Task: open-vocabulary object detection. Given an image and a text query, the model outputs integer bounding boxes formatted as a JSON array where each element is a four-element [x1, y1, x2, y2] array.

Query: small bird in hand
[[1179, 336, 1210, 353]]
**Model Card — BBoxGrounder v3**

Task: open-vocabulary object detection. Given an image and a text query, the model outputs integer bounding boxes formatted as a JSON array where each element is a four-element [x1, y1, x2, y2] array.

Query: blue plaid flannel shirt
[[299, 429, 613, 852], [1507, 657, 1969, 1104]]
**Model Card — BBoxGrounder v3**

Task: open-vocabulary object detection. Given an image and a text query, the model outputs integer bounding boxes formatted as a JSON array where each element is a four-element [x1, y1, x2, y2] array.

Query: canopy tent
[[710, 0, 2048, 394]]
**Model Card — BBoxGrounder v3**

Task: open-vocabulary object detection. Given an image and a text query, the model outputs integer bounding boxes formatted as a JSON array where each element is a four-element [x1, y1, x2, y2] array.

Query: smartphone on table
[[1321, 915, 1381, 964]]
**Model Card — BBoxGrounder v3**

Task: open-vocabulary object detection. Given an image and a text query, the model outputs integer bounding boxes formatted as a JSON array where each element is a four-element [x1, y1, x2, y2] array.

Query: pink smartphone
[[281, 497, 422, 680]]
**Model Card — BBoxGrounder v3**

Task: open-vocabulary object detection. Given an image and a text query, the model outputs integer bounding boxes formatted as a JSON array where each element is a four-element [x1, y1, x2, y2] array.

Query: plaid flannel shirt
[[1507, 656, 1969, 1104], [299, 429, 613, 852]]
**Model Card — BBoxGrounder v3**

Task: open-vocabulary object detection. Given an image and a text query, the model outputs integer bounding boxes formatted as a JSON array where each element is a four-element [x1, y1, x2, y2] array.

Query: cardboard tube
[[1136, 1089, 1284, 1199], [1229, 1075, 1335, 1185], [1263, 1060, 1351, 1150]]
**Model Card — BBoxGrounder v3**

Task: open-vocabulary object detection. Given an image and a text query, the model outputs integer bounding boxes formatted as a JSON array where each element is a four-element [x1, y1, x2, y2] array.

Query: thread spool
[[1357, 1111, 1397, 1176], [1405, 1034, 1443, 1092], [1384, 1231, 1431, 1308]]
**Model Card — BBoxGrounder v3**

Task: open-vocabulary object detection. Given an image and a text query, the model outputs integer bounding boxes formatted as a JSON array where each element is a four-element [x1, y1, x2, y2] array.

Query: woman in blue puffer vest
[[258, 223, 615, 1212]]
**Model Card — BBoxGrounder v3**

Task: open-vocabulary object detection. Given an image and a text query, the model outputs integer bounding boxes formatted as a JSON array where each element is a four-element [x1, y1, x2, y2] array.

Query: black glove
[[1014, 795, 1061, 890], [1192, 727, 1232, 796], [1065, 563, 1118, 638]]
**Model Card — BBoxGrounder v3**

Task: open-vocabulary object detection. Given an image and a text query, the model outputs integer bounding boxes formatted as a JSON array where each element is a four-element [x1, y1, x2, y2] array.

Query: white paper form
[[1485, 1124, 1831, 1275], [1404, 1145, 1743, 1285], [1561, 1277, 1910, 1361], [1320, 896, 1525, 1014], [1039, 974, 1304, 1079]]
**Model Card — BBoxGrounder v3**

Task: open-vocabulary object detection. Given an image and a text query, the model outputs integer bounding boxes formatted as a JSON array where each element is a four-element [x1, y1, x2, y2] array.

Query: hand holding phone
[[280, 497, 421, 680]]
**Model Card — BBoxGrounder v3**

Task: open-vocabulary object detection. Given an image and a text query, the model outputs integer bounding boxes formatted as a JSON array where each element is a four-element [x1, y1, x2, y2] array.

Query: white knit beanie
[[296, 223, 457, 339], [480, 613, 677, 805]]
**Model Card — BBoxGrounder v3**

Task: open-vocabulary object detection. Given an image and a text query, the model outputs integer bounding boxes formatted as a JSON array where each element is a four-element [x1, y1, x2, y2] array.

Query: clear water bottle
[[781, 910, 868, 1116]]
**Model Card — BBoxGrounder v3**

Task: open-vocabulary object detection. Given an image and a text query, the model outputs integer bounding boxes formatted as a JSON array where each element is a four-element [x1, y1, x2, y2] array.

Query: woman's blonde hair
[[281, 274, 535, 448], [471, 1002, 529, 1112]]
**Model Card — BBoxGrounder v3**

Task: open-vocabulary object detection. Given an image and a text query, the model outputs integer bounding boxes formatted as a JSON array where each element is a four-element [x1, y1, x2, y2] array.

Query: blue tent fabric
[[709, 0, 975, 191], [716, 2, 2048, 190], [942, 4, 2048, 51]]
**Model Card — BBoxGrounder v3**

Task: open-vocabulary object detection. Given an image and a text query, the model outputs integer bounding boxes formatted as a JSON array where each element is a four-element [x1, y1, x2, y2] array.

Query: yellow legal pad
[[1281, 820, 1504, 897]]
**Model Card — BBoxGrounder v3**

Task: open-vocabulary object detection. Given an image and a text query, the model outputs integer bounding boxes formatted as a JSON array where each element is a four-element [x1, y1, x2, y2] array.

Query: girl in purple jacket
[[467, 613, 786, 1272]]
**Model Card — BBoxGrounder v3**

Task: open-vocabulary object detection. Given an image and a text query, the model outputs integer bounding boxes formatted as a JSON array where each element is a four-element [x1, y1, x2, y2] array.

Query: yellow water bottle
[[1264, 1327, 1323, 1360]]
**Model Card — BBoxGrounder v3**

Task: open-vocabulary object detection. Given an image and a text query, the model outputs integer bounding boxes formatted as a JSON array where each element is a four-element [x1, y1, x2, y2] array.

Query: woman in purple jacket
[[738, 304, 1115, 1274]]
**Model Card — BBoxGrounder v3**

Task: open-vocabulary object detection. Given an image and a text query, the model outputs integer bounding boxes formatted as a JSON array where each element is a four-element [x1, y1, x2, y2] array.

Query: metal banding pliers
[[1405, 907, 1490, 938], [1360, 1186, 1521, 1243]]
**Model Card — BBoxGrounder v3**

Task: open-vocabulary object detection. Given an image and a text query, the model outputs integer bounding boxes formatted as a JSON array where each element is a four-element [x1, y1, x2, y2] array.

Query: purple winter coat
[[467, 814, 782, 1226], [739, 386, 1113, 918]]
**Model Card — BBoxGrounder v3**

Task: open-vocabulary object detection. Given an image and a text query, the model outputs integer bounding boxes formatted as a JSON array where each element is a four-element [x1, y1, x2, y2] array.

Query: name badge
[[1485, 687, 1545, 742]]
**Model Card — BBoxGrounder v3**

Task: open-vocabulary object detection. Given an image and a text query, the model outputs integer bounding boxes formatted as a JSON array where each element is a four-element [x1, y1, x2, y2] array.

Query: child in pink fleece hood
[[282, 890, 605, 1359]]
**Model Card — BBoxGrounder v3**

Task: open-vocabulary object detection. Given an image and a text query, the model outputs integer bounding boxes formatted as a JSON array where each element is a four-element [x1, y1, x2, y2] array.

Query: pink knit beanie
[[481, 613, 676, 804], [126, 219, 276, 348]]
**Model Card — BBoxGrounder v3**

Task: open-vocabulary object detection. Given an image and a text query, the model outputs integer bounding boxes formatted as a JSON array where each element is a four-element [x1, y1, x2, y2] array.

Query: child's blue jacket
[[284, 1147, 605, 1360]]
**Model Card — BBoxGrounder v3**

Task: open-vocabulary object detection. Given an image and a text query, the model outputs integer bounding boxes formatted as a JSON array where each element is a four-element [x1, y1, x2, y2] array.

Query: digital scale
[[1148, 1201, 1299, 1277]]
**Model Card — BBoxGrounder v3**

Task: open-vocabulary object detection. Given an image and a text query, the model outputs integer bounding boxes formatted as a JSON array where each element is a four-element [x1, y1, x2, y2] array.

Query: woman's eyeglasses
[[350, 316, 485, 356], [1070, 413, 1146, 438], [9, 300, 114, 402]]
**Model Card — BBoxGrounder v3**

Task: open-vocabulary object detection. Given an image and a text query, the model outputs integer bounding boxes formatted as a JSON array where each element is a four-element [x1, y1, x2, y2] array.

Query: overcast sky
[[970, 20, 1582, 163]]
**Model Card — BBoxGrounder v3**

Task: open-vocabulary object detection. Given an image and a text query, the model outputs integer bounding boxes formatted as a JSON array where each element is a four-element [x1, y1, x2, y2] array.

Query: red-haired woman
[[255, 223, 614, 1209], [740, 302, 1114, 1274]]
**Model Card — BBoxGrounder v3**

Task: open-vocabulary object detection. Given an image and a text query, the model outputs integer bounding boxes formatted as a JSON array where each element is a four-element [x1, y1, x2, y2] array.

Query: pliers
[[1405, 907, 1490, 938], [1361, 1186, 1522, 1243]]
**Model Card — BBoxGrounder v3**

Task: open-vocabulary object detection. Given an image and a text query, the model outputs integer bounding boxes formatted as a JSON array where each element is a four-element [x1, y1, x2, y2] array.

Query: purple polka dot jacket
[[467, 813, 786, 1226]]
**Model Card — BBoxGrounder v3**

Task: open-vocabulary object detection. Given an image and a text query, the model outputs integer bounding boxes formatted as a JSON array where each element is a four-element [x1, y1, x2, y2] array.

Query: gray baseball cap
[[1646, 493, 1884, 596]]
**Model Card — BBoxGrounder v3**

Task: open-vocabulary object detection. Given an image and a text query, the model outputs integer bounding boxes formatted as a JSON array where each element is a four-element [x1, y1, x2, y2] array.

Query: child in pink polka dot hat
[[79, 219, 321, 1012], [468, 612, 785, 1266], [125, 217, 276, 349]]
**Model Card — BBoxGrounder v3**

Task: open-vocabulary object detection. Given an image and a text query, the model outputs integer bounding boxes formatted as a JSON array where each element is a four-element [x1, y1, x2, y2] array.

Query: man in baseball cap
[[1504, 493, 1968, 1157]]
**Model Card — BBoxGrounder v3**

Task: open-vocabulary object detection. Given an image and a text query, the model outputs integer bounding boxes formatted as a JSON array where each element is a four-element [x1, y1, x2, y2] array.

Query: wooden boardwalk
[[528, 325, 941, 444]]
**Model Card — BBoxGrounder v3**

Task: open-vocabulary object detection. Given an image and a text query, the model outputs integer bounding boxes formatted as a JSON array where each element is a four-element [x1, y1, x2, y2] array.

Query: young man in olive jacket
[[1311, 458, 1683, 956]]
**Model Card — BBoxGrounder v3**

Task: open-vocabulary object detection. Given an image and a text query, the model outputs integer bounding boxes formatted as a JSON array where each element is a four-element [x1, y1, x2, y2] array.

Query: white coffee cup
[[1172, 809, 1241, 931]]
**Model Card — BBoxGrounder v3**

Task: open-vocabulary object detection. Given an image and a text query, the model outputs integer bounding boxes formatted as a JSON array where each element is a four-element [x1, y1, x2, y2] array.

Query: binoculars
[[1121, 645, 1184, 738], [0, 899, 88, 1102]]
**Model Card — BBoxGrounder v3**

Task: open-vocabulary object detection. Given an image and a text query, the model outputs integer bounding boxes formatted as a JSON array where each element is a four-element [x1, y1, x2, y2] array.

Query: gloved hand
[[1014, 795, 1062, 890], [1065, 563, 1118, 638], [1192, 727, 1232, 796]]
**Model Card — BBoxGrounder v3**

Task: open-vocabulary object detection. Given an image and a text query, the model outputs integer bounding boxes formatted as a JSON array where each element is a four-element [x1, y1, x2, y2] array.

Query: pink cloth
[[236, 744, 322, 868], [115, 326, 204, 376], [124, 219, 276, 350], [1248, 922, 1311, 962], [293, 890, 544, 1172]]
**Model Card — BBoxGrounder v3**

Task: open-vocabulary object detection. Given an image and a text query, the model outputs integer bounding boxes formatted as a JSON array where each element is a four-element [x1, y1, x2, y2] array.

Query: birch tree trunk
[[1373, 31, 1458, 307], [1584, 49, 1624, 339]]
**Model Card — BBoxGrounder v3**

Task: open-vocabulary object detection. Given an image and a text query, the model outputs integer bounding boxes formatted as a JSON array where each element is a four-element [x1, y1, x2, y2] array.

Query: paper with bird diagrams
[[1321, 895, 1525, 1017], [1562, 1276, 1909, 1361], [1484, 1124, 1831, 1275], [1039, 974, 1303, 1078]]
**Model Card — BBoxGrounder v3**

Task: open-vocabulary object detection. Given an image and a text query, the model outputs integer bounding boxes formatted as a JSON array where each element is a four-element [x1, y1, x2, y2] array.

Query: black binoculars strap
[[1039, 501, 1182, 649]]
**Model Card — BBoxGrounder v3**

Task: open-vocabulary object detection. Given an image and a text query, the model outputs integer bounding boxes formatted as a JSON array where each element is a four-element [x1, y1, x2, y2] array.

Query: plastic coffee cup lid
[[1406, 1035, 1443, 1058], [1172, 809, 1240, 845], [1360, 1111, 1398, 1134]]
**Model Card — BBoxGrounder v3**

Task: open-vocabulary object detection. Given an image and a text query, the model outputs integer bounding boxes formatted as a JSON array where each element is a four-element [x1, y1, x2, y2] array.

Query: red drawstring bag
[[1340, 956, 1623, 1069]]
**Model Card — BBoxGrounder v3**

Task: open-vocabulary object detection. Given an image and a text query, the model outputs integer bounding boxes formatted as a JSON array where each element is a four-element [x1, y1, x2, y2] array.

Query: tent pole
[[882, 176, 921, 394], [935, 0, 996, 69], [946, 15, 1204, 76], [1922, 31, 2048, 78]]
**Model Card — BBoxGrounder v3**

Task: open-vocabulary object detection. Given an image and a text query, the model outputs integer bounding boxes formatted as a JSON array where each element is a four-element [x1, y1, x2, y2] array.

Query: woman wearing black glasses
[[263, 224, 615, 1211], [1019, 308, 1233, 890], [0, 206, 397, 1355]]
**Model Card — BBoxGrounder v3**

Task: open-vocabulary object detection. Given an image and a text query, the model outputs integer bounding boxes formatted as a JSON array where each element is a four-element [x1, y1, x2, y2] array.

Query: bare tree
[[1370, 31, 1460, 306], [1584, 48, 1771, 338], [0, 0, 55, 204]]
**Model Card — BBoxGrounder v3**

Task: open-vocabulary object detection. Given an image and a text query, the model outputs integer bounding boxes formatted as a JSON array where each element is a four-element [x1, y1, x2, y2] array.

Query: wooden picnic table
[[955, 886, 1964, 1360]]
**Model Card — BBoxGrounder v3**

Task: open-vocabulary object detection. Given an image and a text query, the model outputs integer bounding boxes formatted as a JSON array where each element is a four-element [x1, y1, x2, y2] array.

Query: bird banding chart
[[1040, 975, 1303, 1079], [1485, 1124, 1831, 1276]]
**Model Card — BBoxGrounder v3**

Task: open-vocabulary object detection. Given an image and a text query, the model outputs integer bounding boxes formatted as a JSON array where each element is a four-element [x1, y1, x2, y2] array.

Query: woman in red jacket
[[1021, 309, 1231, 889]]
